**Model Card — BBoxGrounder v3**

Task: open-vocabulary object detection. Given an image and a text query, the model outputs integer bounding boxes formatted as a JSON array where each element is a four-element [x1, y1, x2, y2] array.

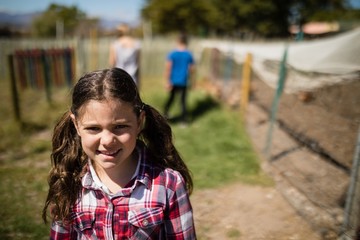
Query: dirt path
[[191, 182, 322, 240]]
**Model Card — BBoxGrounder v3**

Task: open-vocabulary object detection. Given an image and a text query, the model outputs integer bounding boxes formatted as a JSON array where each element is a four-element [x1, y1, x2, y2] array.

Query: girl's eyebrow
[[114, 118, 132, 123], [80, 118, 132, 126]]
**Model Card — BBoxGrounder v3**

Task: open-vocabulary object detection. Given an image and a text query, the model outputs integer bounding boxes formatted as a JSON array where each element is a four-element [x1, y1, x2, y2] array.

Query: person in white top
[[109, 24, 141, 86]]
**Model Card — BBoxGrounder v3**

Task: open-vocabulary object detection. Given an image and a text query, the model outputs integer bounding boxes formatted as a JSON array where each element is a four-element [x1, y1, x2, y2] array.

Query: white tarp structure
[[199, 28, 360, 93]]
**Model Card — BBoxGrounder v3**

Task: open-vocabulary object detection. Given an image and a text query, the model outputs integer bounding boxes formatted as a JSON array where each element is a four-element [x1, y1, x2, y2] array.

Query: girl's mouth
[[97, 149, 120, 156]]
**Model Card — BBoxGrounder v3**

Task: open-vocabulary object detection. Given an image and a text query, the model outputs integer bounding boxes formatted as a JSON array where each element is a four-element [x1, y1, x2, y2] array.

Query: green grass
[[141, 78, 272, 189], [0, 75, 272, 239], [173, 92, 266, 188], [0, 167, 49, 240]]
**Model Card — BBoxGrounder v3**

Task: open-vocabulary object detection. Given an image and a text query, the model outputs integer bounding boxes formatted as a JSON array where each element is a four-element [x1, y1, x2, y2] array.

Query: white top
[[89, 157, 140, 196], [111, 38, 141, 84]]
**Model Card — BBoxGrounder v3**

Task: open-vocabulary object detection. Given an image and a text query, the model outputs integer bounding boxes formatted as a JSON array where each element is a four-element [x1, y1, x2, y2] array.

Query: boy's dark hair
[[178, 33, 188, 45], [42, 68, 193, 224]]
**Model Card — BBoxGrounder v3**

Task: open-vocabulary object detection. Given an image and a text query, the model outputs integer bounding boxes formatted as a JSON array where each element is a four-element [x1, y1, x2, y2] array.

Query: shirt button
[[142, 219, 149, 227]]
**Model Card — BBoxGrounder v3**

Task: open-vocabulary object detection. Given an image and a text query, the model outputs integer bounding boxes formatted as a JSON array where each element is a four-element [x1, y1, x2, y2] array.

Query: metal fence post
[[340, 125, 360, 239], [264, 45, 288, 158]]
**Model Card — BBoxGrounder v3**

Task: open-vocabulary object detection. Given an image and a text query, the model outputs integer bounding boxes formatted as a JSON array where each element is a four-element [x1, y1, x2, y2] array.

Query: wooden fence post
[[240, 53, 252, 115], [42, 49, 52, 103], [90, 29, 98, 70], [7, 54, 21, 122]]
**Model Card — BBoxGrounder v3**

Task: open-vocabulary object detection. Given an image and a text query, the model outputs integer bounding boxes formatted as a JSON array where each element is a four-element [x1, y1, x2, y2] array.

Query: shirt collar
[[81, 141, 152, 192], [134, 142, 152, 189], [89, 160, 112, 194]]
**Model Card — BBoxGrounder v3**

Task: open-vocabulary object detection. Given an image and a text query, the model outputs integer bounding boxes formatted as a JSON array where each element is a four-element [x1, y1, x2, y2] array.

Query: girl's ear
[[137, 111, 145, 135], [70, 113, 81, 136]]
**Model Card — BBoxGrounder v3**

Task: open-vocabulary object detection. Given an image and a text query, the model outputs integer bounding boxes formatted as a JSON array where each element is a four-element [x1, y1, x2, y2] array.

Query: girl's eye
[[85, 127, 100, 132], [115, 125, 127, 130]]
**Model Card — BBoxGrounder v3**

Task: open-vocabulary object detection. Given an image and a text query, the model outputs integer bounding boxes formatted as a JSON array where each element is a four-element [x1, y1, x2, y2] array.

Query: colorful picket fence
[[12, 48, 75, 90], [8, 48, 75, 122]]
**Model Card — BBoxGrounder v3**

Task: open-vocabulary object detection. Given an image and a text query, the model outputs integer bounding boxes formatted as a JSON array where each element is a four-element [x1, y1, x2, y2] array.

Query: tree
[[141, 0, 217, 35], [291, 0, 348, 25], [142, 0, 293, 37], [141, 0, 352, 38], [31, 4, 87, 37], [210, 0, 292, 37]]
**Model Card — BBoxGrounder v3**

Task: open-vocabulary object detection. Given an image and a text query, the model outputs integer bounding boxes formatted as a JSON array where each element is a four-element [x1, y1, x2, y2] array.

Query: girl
[[109, 24, 141, 86], [42, 68, 196, 239]]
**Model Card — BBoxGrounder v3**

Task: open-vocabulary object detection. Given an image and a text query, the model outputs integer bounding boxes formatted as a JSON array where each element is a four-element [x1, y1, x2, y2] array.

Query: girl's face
[[72, 98, 144, 174]]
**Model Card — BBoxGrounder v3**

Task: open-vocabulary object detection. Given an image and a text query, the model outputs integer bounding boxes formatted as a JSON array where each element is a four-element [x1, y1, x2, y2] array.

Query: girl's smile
[[96, 149, 121, 160], [97, 149, 121, 156]]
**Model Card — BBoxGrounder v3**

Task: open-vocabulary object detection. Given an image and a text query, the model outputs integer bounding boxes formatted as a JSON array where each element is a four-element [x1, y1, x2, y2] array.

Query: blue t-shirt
[[167, 49, 194, 86]]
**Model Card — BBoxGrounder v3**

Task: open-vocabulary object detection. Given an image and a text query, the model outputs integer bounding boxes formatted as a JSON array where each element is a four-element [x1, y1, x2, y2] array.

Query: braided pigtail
[[140, 104, 193, 194]]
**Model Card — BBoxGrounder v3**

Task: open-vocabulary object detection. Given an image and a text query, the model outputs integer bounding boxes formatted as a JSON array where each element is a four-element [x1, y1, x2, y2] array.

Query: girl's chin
[[99, 155, 119, 164], [96, 160, 119, 170]]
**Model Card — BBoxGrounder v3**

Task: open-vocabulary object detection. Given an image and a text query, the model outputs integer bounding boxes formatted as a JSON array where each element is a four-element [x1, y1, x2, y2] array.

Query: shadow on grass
[[190, 95, 220, 121], [0, 121, 49, 163], [20, 121, 48, 134], [167, 95, 220, 124]]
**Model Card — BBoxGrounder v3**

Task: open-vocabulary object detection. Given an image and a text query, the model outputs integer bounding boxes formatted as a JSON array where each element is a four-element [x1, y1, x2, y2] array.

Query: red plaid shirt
[[50, 143, 196, 240]]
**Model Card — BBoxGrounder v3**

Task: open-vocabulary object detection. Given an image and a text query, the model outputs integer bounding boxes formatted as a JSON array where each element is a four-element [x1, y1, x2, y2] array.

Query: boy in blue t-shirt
[[164, 34, 195, 123]]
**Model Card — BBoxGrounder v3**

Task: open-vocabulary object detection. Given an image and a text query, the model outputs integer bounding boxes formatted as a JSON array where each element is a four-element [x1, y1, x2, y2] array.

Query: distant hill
[[0, 11, 139, 30], [0, 11, 39, 27]]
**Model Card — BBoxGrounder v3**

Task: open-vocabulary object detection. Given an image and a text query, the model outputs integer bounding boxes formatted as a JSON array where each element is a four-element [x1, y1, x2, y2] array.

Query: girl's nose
[[101, 131, 116, 145]]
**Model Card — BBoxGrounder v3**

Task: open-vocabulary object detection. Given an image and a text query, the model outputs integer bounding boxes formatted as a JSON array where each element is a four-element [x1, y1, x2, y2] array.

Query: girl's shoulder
[[147, 164, 184, 191], [138, 143, 185, 189]]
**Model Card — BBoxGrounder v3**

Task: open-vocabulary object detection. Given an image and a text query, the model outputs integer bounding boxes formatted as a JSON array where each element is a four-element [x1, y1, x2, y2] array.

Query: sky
[[0, 0, 359, 22], [351, 0, 360, 8], [0, 0, 146, 22]]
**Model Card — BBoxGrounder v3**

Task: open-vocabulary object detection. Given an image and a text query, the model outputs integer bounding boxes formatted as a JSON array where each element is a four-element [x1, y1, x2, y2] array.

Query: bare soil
[[191, 182, 322, 240]]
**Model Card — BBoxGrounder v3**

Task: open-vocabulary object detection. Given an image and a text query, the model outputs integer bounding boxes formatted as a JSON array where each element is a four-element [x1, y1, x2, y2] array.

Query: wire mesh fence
[[197, 29, 360, 238]]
